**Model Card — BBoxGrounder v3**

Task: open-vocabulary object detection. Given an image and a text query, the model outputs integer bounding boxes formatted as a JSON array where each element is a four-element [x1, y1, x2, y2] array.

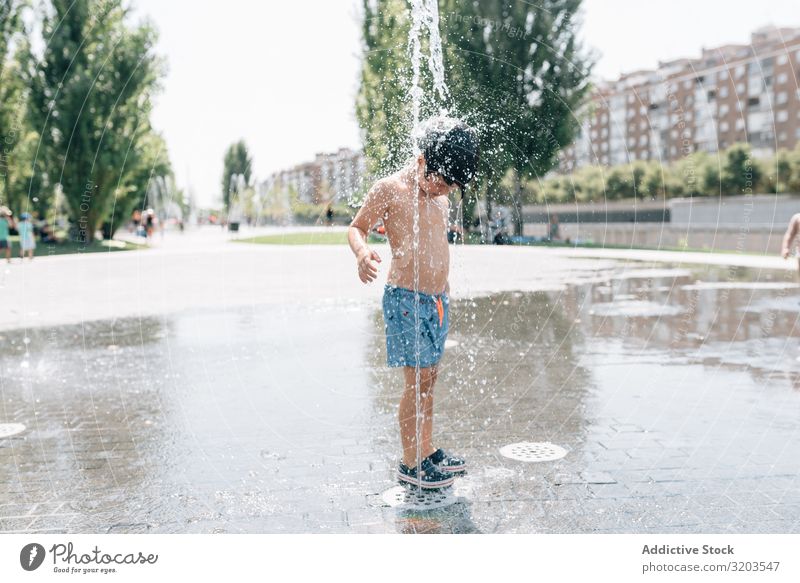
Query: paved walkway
[[1, 227, 799, 533]]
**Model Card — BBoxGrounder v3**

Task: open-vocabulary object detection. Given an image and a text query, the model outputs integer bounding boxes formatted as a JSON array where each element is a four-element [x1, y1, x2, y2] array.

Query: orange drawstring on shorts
[[436, 296, 444, 326]]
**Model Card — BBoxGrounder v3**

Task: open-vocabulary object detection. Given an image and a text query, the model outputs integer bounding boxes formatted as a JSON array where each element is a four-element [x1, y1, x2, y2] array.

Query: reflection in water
[[365, 262, 800, 533], [395, 502, 481, 534], [0, 317, 169, 531], [1, 261, 799, 533]]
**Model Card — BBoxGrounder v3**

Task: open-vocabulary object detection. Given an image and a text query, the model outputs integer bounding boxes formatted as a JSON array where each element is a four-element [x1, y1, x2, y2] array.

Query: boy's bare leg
[[421, 366, 438, 456], [399, 365, 436, 467]]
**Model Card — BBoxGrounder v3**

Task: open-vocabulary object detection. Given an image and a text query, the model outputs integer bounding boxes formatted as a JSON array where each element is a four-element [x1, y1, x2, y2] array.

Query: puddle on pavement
[[1, 260, 799, 533]]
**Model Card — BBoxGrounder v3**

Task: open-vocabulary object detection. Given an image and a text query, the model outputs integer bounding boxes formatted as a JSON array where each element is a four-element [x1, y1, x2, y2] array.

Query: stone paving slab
[[1, 233, 800, 533]]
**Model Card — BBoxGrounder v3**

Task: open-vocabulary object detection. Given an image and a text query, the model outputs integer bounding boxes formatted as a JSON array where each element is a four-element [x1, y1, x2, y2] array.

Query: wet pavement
[[1, 238, 800, 533]]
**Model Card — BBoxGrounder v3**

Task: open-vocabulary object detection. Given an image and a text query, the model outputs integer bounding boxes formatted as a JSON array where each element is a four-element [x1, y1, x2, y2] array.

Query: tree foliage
[[0, 0, 30, 213], [221, 139, 252, 211], [24, 0, 164, 242], [357, 0, 594, 234]]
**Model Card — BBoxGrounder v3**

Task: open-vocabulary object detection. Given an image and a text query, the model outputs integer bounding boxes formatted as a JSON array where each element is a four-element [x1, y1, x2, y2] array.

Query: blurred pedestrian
[[145, 209, 155, 239], [0, 208, 14, 263], [17, 212, 36, 261], [325, 202, 334, 226], [548, 213, 561, 242]]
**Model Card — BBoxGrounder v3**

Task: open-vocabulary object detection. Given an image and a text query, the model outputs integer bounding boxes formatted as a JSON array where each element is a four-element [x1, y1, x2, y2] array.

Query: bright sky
[[132, 0, 799, 207]]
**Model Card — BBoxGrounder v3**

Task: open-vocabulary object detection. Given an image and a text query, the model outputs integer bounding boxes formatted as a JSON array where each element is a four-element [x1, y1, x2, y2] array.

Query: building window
[[778, 54, 789, 66], [777, 91, 788, 104], [601, 142, 608, 152], [777, 72, 788, 84], [720, 121, 729, 132], [719, 104, 729, 116], [735, 118, 745, 130], [683, 79, 693, 90], [736, 65, 746, 78], [779, 131, 787, 141], [777, 110, 789, 122], [718, 70, 728, 81], [639, 135, 647, 146], [736, 82, 745, 94], [640, 121, 648, 131], [719, 86, 728, 98]]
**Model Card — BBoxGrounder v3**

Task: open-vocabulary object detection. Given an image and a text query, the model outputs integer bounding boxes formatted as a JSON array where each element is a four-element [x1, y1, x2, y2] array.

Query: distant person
[[17, 212, 36, 261], [0, 209, 14, 263], [145, 209, 155, 239], [447, 223, 463, 244], [781, 213, 800, 277], [493, 210, 510, 245], [325, 202, 334, 226], [348, 116, 478, 490], [548, 213, 561, 242]]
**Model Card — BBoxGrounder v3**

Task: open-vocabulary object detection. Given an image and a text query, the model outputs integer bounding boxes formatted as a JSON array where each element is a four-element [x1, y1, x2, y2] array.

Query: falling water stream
[[408, 0, 449, 484]]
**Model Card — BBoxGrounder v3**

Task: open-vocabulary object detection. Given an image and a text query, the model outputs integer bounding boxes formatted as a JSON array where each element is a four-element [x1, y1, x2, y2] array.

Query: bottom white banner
[[0, 534, 797, 582]]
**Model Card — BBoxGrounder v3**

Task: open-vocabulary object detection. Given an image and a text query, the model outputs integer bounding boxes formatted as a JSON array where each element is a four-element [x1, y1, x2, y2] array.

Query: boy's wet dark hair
[[417, 117, 479, 191]]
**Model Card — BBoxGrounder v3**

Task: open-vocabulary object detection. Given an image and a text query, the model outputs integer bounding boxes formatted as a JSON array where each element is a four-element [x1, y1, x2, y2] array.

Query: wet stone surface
[[1, 260, 800, 533]]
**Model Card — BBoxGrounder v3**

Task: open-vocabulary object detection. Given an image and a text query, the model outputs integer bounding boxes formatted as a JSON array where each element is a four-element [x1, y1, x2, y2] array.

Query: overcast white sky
[[132, 0, 799, 206]]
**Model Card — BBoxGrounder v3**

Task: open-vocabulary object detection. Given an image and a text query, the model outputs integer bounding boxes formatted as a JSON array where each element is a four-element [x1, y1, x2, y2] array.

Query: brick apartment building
[[264, 148, 367, 205], [559, 25, 800, 172]]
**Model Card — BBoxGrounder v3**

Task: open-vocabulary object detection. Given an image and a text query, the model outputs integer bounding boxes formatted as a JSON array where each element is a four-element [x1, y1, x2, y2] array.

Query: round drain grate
[[380, 485, 458, 511], [0, 423, 26, 438], [499, 441, 567, 462]]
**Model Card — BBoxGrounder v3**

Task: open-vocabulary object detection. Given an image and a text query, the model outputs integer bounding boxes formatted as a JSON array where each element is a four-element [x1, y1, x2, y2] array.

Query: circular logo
[[20, 543, 45, 571]]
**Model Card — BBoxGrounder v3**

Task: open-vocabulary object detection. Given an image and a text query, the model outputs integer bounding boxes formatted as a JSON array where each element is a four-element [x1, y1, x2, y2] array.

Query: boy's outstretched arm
[[348, 183, 389, 284], [781, 214, 800, 259]]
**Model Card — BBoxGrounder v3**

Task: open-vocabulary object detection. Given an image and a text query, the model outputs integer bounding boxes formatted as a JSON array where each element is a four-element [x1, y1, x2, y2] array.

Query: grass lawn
[[234, 229, 776, 258], [6, 237, 144, 257], [236, 231, 352, 245]]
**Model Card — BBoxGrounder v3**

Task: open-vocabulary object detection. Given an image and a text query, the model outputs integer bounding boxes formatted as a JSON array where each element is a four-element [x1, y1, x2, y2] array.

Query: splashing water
[[407, 0, 449, 483]]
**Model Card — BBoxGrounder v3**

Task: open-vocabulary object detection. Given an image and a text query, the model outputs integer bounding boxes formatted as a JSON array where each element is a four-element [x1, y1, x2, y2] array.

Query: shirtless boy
[[781, 213, 800, 277], [348, 117, 479, 489]]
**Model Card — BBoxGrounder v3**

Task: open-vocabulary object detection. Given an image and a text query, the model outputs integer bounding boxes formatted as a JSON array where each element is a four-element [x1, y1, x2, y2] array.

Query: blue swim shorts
[[383, 284, 449, 368]]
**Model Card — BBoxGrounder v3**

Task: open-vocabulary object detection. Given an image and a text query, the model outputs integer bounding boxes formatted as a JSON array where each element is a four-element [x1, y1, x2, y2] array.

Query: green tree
[[221, 140, 252, 211], [104, 130, 171, 237], [721, 143, 761, 195], [356, 0, 412, 176], [356, 0, 594, 236], [25, 0, 163, 243], [0, 0, 30, 214], [441, 0, 594, 235]]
